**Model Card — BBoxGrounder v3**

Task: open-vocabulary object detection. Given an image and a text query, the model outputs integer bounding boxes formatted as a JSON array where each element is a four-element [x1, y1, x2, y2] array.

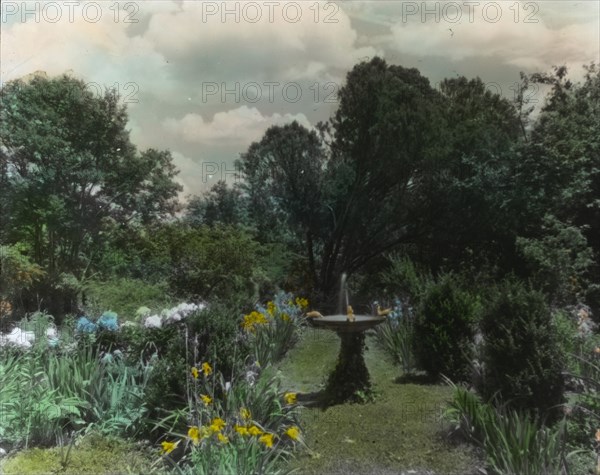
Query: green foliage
[[18, 311, 55, 343], [0, 244, 45, 311], [85, 352, 154, 438], [564, 345, 600, 453], [375, 317, 415, 374], [414, 274, 480, 381], [0, 339, 155, 449], [187, 304, 248, 379], [419, 76, 526, 272], [444, 382, 497, 444], [380, 253, 433, 304], [517, 214, 597, 306], [153, 361, 301, 474], [242, 294, 307, 366], [483, 407, 568, 475], [479, 280, 565, 419], [185, 180, 248, 228], [0, 346, 89, 448], [112, 305, 249, 422], [526, 65, 600, 240], [84, 278, 172, 321], [185, 438, 294, 475], [163, 224, 263, 302], [444, 383, 573, 475], [118, 324, 188, 420], [0, 74, 181, 316]]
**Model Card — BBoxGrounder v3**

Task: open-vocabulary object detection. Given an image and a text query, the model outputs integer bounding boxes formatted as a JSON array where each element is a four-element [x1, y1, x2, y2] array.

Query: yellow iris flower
[[201, 394, 212, 406], [209, 417, 226, 432], [217, 433, 229, 444], [161, 440, 179, 454], [248, 425, 263, 436], [284, 392, 297, 405], [234, 424, 249, 436], [202, 362, 213, 376], [242, 311, 268, 332], [259, 433, 275, 448], [188, 426, 201, 445], [191, 367, 199, 379], [285, 426, 300, 441]]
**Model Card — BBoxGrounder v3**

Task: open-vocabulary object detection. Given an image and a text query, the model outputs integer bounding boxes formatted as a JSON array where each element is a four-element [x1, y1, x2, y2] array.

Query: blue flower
[[76, 316, 97, 333], [97, 311, 119, 331]]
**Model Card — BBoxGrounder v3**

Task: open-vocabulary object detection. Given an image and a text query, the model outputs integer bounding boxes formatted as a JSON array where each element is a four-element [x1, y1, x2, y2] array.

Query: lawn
[[278, 329, 483, 475]]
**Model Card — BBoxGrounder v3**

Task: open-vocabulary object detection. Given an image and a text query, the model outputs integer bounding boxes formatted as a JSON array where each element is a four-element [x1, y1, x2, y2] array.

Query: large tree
[[236, 121, 327, 286], [185, 180, 248, 228], [424, 76, 524, 271], [317, 58, 449, 297], [238, 58, 449, 299], [0, 74, 181, 314]]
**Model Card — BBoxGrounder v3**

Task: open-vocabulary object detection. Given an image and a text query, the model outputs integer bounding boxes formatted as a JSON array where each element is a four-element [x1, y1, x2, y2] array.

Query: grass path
[[278, 328, 483, 475]]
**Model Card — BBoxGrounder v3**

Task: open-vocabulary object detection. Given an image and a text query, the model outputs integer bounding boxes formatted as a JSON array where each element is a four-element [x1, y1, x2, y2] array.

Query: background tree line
[[1, 58, 598, 318]]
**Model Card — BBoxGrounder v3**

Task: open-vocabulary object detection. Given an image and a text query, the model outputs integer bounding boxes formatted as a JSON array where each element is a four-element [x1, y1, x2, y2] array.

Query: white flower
[[167, 311, 182, 323], [0, 328, 35, 348], [144, 315, 162, 328], [225, 381, 231, 392]]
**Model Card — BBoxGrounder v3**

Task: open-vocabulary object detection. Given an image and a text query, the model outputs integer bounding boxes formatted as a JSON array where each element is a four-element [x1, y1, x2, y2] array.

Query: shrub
[[479, 279, 565, 419], [516, 214, 598, 307], [165, 225, 263, 302], [85, 278, 172, 321], [413, 274, 480, 381], [0, 244, 45, 315], [380, 253, 433, 305], [187, 304, 248, 379]]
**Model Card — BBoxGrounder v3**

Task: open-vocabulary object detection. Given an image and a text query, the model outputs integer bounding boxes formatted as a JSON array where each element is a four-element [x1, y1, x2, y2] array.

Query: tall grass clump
[[445, 382, 576, 475], [374, 301, 416, 374]]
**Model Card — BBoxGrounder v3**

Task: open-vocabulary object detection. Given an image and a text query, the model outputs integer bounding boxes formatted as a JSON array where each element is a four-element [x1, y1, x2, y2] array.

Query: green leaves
[[414, 274, 480, 382], [0, 74, 181, 315]]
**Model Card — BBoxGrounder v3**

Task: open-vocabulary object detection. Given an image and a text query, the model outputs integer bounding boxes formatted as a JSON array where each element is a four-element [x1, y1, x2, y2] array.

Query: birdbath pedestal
[[308, 315, 386, 404]]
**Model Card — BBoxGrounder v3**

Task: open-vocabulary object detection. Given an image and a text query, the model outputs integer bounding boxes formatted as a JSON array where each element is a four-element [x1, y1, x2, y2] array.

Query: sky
[[1, 0, 599, 198]]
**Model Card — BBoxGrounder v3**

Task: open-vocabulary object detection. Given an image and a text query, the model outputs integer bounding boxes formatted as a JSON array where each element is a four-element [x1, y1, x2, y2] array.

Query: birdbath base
[[308, 314, 385, 404], [325, 331, 371, 404]]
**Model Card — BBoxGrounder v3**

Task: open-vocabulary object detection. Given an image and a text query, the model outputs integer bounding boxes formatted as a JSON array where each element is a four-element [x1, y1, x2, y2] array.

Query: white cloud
[[387, 1, 598, 73], [163, 105, 312, 146], [143, 1, 379, 84], [0, 3, 176, 97]]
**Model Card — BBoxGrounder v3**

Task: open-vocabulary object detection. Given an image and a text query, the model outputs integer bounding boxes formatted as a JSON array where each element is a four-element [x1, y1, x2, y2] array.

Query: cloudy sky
[[1, 0, 599, 197]]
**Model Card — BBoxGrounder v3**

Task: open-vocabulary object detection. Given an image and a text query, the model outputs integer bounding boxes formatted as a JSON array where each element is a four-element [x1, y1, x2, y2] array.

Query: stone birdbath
[[308, 312, 386, 404]]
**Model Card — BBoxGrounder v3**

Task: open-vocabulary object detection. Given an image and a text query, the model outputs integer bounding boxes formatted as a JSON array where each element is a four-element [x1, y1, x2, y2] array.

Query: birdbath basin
[[308, 315, 386, 404], [309, 314, 386, 333]]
